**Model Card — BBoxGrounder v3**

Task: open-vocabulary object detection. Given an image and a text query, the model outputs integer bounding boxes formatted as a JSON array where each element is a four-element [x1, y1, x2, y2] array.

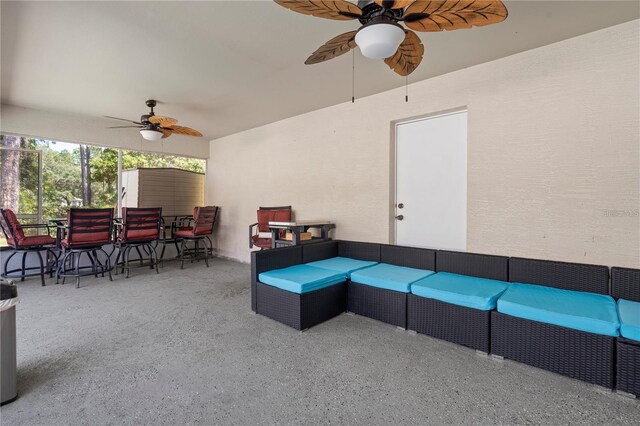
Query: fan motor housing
[[358, 1, 404, 25]]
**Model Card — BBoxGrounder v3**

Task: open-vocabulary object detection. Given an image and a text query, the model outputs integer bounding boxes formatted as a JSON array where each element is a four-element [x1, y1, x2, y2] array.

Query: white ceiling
[[1, 1, 638, 141]]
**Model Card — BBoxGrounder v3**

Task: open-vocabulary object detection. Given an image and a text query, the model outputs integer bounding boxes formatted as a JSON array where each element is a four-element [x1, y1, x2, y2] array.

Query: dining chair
[[114, 207, 162, 278], [173, 206, 219, 268], [56, 208, 114, 288], [249, 206, 292, 250], [0, 209, 58, 286]]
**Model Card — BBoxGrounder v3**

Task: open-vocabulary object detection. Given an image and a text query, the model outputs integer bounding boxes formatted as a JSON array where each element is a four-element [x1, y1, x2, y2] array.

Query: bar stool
[[56, 208, 114, 288], [0, 209, 58, 286], [114, 207, 162, 278], [173, 206, 219, 269]]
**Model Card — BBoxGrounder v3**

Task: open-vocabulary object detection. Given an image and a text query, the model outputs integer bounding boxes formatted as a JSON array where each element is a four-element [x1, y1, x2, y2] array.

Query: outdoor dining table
[[47, 218, 67, 250], [157, 215, 193, 263], [47, 214, 197, 264], [267, 220, 335, 249]]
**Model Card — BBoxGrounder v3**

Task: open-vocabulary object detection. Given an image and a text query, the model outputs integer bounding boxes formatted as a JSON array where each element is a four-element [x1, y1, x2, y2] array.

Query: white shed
[[121, 168, 205, 217]]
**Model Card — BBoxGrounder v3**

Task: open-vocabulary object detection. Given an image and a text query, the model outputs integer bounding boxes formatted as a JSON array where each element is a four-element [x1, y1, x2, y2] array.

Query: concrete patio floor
[[1, 257, 638, 425]]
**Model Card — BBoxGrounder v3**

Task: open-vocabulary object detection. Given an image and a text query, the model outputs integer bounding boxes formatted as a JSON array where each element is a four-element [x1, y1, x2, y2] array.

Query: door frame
[[388, 106, 468, 245]]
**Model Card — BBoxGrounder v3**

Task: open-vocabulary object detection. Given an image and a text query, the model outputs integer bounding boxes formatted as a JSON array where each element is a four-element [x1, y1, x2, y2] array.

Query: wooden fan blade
[[305, 31, 357, 65], [384, 30, 424, 76], [404, 0, 508, 32], [148, 115, 178, 126], [274, 0, 362, 20], [107, 125, 143, 129], [163, 125, 202, 138], [104, 115, 142, 125], [374, 0, 416, 9], [160, 128, 172, 139]]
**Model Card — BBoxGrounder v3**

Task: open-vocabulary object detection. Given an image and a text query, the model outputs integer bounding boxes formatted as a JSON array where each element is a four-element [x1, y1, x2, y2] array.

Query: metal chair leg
[[205, 236, 213, 257], [98, 248, 113, 282], [20, 252, 27, 281], [114, 244, 121, 276], [2, 251, 16, 280], [202, 239, 209, 267], [46, 248, 59, 278], [57, 250, 72, 284], [135, 246, 144, 266], [86, 251, 99, 278], [125, 246, 131, 278], [75, 251, 81, 288], [144, 244, 153, 270], [36, 250, 46, 286], [180, 240, 186, 270], [92, 249, 105, 277]]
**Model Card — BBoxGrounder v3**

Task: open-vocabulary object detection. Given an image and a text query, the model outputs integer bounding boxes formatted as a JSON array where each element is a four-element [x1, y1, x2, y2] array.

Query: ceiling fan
[[105, 100, 203, 141], [274, 0, 508, 76]]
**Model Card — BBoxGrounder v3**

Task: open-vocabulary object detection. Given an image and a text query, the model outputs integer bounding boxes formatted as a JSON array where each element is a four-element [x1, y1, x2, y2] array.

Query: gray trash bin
[[1, 279, 18, 405]]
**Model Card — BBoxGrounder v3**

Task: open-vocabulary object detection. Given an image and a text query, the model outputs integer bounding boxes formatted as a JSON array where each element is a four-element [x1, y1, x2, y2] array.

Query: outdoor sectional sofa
[[612, 267, 640, 397], [251, 240, 640, 397]]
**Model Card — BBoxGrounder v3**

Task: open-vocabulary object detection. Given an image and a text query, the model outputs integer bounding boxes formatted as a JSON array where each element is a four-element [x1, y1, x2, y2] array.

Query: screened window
[[0, 135, 205, 247]]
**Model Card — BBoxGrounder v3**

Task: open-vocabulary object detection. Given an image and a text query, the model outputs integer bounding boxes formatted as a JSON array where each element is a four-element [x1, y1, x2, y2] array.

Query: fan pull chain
[[352, 50, 355, 103], [405, 76, 409, 102]]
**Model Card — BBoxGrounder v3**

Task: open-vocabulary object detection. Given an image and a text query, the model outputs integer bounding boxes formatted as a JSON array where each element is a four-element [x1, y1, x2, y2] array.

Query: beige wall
[[207, 20, 640, 267], [0, 104, 210, 158]]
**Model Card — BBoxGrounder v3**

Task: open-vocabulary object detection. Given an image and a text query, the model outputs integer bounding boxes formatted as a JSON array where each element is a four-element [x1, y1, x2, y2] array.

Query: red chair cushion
[[256, 209, 291, 233], [174, 229, 199, 238], [1, 209, 25, 246], [67, 230, 111, 244], [118, 229, 158, 242], [251, 235, 272, 249], [61, 238, 107, 248], [16, 235, 55, 247]]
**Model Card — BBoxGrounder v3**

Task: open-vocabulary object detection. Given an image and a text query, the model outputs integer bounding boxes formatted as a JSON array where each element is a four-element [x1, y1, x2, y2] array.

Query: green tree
[[0, 135, 22, 212], [41, 143, 82, 218]]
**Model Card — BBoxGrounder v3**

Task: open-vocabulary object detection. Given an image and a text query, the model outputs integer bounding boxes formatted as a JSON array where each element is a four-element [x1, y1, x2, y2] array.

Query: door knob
[[397, 203, 404, 209], [395, 215, 404, 221]]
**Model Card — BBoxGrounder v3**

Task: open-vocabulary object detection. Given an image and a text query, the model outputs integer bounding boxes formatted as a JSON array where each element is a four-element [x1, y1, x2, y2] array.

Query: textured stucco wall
[[207, 20, 640, 267]]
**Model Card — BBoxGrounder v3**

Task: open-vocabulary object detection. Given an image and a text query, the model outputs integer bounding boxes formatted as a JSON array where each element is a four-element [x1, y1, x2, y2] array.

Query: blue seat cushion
[[306, 257, 378, 277], [497, 283, 620, 337], [411, 272, 510, 311], [618, 299, 640, 342], [258, 264, 347, 294], [349, 263, 435, 293]]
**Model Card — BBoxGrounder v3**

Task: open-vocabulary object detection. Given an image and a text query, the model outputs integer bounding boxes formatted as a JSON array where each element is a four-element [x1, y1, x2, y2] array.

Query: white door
[[395, 110, 467, 251]]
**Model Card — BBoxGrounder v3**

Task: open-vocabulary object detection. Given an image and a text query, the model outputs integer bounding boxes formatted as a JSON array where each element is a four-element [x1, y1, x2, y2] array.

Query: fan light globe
[[355, 23, 405, 60], [140, 129, 163, 141]]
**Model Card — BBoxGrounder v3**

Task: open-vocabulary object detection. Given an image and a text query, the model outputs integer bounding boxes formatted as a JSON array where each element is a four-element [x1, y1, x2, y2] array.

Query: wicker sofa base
[[617, 338, 640, 397], [407, 295, 490, 353], [491, 311, 615, 388], [347, 282, 407, 328], [255, 281, 346, 331]]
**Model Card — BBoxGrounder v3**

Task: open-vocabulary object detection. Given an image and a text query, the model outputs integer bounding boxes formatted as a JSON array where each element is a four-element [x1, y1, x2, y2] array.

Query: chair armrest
[[21, 223, 54, 237], [170, 216, 194, 236], [249, 222, 259, 248]]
